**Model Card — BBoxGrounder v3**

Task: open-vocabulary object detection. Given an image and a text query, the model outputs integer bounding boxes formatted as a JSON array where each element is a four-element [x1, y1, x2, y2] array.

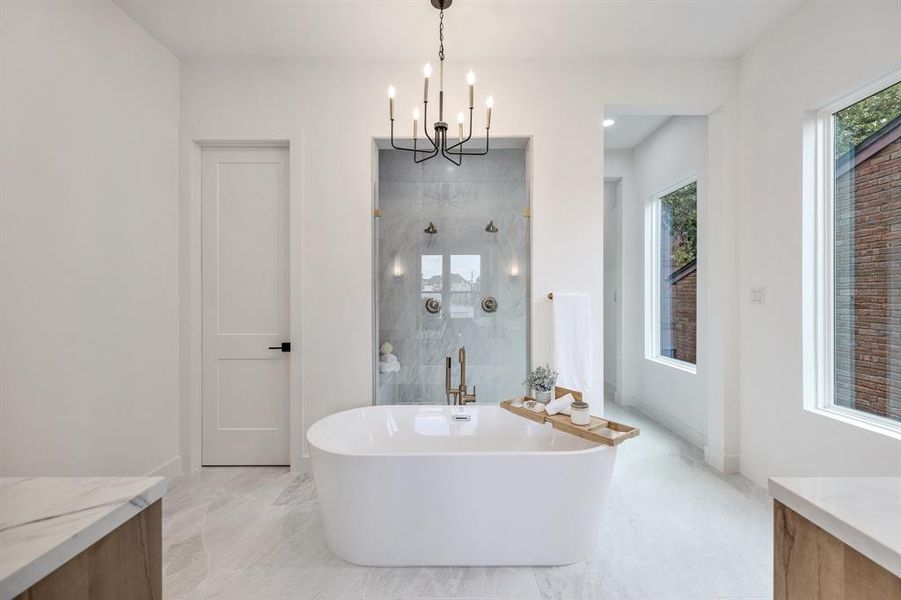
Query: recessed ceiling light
[[603, 118, 616, 128]]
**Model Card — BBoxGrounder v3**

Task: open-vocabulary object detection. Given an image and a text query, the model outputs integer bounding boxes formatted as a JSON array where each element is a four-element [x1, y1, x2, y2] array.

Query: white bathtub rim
[[305, 404, 614, 458]]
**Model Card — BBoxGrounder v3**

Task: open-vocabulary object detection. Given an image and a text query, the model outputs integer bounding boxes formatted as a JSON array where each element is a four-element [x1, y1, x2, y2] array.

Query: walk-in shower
[[373, 141, 530, 405]]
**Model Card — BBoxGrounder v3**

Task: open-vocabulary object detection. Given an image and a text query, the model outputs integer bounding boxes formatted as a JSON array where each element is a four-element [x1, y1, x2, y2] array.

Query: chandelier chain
[[438, 7, 444, 62]]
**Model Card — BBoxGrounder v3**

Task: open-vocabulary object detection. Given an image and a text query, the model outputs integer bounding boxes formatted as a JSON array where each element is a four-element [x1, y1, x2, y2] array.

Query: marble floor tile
[[162, 405, 772, 600]]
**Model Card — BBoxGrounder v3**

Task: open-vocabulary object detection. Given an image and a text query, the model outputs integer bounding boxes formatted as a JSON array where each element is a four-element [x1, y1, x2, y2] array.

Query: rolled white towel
[[378, 360, 400, 373], [545, 392, 575, 416], [382, 353, 399, 364]]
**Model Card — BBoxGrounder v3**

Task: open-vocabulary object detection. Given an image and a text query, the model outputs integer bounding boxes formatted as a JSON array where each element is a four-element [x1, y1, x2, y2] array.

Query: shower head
[[485, 220, 498, 233], [424, 222, 438, 234]]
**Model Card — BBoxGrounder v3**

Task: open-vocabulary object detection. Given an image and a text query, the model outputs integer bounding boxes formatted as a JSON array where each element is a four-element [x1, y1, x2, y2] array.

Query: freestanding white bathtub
[[306, 404, 617, 566]]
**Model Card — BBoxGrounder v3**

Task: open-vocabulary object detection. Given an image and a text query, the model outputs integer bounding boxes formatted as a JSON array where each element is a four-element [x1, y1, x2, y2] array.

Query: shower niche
[[373, 141, 531, 405]]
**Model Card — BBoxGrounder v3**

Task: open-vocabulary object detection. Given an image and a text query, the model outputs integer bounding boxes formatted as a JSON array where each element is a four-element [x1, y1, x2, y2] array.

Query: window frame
[[645, 174, 698, 374], [806, 68, 901, 436]]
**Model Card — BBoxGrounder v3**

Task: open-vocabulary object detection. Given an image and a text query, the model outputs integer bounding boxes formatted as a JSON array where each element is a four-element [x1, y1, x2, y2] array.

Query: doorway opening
[[603, 112, 709, 449]]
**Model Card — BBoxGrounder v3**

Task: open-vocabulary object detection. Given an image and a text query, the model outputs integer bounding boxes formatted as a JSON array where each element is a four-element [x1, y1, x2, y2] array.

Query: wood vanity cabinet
[[14, 501, 162, 600], [774, 500, 901, 600]]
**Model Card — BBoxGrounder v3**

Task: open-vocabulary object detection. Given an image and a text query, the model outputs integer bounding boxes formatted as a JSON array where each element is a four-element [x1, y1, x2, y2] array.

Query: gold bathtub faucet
[[445, 347, 477, 405]]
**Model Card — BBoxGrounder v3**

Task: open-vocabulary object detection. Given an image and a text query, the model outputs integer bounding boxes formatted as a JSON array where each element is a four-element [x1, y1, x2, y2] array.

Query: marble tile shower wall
[[376, 149, 529, 405]]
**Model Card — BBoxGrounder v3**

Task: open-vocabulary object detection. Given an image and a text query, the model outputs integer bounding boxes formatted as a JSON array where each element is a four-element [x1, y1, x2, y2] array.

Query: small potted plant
[[524, 364, 558, 404]]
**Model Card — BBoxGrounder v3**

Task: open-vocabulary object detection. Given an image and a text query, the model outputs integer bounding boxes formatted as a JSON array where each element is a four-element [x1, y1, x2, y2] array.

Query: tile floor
[[163, 404, 772, 599]]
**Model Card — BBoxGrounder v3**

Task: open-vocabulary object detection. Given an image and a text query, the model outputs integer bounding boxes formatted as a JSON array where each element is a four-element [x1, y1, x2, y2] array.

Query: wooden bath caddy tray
[[500, 387, 639, 447]]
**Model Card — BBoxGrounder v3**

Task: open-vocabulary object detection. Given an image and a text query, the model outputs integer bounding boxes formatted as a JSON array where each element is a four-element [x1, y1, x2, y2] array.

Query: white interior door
[[202, 146, 290, 465]]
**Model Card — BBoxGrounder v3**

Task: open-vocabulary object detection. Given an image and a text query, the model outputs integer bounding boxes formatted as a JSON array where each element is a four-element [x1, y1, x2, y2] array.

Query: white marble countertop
[[0, 476, 166, 600], [769, 476, 901, 578]]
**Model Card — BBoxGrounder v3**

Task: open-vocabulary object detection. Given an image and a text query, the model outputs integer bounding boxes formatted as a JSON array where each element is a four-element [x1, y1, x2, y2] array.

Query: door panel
[[217, 162, 282, 335], [202, 147, 289, 466], [217, 359, 288, 430]]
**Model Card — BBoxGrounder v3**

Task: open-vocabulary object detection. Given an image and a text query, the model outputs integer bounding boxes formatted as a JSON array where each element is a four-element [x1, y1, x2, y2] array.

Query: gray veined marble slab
[[376, 148, 530, 407], [0, 476, 166, 600]]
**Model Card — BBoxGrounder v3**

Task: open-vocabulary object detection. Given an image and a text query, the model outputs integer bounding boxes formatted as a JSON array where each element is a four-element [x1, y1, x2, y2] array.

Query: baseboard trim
[[626, 401, 707, 449], [148, 455, 182, 482], [617, 394, 637, 407], [739, 455, 771, 489], [723, 453, 741, 473], [292, 455, 312, 474], [704, 447, 741, 474]]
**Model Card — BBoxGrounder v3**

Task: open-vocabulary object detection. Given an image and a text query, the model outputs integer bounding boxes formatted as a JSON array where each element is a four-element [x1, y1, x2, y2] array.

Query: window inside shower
[[373, 144, 531, 405]]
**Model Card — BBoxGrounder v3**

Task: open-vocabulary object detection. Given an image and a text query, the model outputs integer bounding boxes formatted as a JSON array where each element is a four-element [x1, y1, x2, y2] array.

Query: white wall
[[0, 1, 181, 477], [178, 59, 740, 469], [738, 0, 901, 486], [605, 117, 710, 448]]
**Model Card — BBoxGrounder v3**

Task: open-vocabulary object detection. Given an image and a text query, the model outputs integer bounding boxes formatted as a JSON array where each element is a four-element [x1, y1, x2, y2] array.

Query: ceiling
[[604, 115, 671, 150], [115, 0, 801, 62]]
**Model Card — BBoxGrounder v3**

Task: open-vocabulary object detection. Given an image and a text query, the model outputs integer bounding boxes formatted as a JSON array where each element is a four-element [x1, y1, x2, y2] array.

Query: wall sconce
[[510, 262, 519, 277], [393, 255, 404, 277]]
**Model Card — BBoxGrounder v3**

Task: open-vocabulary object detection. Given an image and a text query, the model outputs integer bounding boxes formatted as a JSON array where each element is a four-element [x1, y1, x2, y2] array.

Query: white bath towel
[[545, 392, 575, 416], [552, 292, 593, 391], [378, 354, 400, 373]]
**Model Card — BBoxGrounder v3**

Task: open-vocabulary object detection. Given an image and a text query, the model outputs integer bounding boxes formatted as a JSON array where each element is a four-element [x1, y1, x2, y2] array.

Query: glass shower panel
[[375, 148, 530, 405]]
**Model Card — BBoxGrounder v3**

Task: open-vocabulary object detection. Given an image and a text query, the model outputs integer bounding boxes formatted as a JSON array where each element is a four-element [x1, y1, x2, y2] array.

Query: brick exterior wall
[[660, 263, 697, 365], [834, 136, 901, 421], [671, 269, 697, 365]]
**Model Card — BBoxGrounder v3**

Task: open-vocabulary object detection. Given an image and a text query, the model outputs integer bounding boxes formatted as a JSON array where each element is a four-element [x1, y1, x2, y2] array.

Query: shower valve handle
[[268, 342, 291, 352]]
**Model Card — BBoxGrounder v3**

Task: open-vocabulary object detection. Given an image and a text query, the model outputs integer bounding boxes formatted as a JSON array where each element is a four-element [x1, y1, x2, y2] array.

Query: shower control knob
[[268, 342, 291, 352], [425, 298, 441, 314], [481, 296, 498, 313]]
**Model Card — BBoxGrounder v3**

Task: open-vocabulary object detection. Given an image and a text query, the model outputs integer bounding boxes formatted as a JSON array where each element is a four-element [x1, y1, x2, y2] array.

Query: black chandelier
[[387, 0, 493, 165]]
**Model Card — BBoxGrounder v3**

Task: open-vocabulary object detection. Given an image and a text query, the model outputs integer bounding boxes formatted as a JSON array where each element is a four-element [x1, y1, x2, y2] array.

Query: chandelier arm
[[440, 130, 463, 166], [446, 127, 490, 156], [390, 120, 438, 159], [413, 133, 439, 163], [441, 148, 463, 166], [414, 145, 440, 163], [445, 107, 475, 152]]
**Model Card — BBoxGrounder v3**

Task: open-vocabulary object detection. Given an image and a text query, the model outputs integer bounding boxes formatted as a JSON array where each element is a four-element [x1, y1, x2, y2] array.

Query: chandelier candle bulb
[[457, 112, 464, 140], [486, 96, 494, 129], [388, 85, 395, 120], [467, 70, 475, 108], [413, 107, 420, 139], [423, 63, 432, 102]]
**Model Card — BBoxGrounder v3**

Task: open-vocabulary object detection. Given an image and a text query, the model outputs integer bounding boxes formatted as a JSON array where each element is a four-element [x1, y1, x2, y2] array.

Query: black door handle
[[268, 342, 291, 352]]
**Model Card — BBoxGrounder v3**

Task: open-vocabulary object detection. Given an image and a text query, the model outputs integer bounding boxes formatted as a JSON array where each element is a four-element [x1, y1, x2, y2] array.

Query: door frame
[[180, 135, 304, 473]]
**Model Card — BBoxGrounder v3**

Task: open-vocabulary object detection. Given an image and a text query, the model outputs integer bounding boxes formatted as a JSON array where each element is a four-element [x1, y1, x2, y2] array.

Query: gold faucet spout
[[445, 347, 477, 405]]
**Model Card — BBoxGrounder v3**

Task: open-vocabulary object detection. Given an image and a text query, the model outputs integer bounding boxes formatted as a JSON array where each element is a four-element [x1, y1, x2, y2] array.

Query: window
[[419, 253, 483, 319], [449, 254, 481, 319], [811, 73, 901, 429], [647, 177, 698, 371], [420, 254, 443, 304]]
